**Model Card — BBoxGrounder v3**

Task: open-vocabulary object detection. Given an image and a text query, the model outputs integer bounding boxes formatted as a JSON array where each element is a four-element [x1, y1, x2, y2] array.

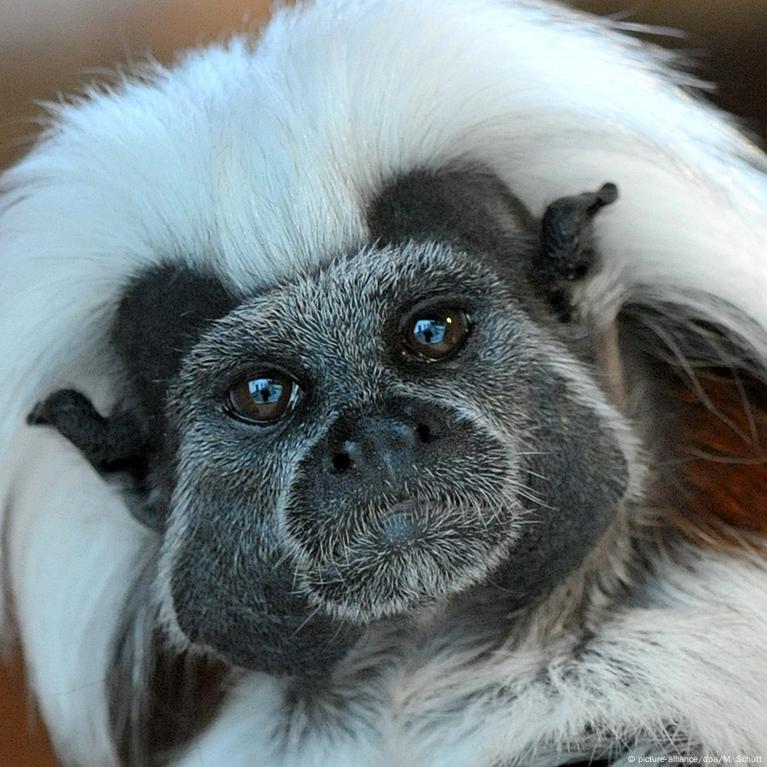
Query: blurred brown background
[[1, 1, 766, 765]]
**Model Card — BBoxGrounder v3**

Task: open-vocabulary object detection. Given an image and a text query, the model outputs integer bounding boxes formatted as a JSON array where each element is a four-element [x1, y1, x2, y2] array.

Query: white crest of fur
[[2, 0, 767, 764]]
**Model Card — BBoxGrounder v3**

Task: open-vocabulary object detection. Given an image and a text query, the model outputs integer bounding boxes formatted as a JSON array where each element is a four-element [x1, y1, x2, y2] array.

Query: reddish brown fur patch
[[664, 374, 767, 547]]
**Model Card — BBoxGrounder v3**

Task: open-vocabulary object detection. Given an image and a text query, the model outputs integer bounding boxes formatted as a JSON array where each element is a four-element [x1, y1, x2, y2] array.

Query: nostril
[[415, 422, 434, 444], [331, 451, 353, 473]]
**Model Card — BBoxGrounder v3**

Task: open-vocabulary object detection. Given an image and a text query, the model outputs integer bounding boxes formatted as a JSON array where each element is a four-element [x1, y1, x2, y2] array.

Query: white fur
[[2, 0, 767, 764], [181, 550, 767, 766], [2, 417, 153, 765]]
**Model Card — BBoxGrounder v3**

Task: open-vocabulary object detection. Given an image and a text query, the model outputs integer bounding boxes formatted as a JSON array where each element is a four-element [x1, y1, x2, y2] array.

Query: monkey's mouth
[[296, 495, 515, 622], [376, 498, 428, 549]]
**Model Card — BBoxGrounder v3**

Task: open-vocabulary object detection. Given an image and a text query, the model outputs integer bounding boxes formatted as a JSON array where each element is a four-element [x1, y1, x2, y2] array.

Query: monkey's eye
[[403, 307, 469, 361], [225, 371, 300, 424]]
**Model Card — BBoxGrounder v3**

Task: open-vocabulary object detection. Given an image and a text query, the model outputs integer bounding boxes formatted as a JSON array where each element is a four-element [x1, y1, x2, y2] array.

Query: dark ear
[[532, 182, 618, 320], [27, 263, 238, 527], [27, 389, 148, 471]]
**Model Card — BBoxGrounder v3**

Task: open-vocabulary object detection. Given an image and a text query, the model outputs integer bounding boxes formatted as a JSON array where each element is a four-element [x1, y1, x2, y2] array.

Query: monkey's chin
[[300, 499, 514, 623]]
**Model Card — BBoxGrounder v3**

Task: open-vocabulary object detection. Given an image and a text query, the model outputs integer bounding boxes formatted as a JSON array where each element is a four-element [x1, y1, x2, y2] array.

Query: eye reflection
[[250, 378, 284, 404], [225, 371, 298, 424], [404, 307, 469, 361], [413, 318, 448, 346]]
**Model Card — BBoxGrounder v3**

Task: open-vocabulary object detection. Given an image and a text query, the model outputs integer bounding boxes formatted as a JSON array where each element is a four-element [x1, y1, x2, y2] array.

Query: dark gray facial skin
[[160, 233, 630, 674]]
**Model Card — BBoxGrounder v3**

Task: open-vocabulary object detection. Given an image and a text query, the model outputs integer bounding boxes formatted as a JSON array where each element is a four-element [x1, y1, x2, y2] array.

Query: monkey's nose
[[324, 403, 442, 482]]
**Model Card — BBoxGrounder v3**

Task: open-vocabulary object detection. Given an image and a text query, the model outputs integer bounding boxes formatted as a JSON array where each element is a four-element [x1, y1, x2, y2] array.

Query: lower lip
[[387, 499, 420, 516], [381, 499, 423, 546]]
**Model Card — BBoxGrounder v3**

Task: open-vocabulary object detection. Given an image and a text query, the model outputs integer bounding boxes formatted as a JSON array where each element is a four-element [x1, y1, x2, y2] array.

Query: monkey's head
[[8, 2, 767, 764], [31, 169, 636, 676]]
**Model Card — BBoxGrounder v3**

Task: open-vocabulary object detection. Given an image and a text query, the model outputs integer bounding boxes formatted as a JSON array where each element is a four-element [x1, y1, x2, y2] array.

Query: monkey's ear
[[27, 263, 237, 461], [27, 389, 164, 528], [532, 182, 618, 321], [27, 264, 239, 530], [28, 389, 149, 473]]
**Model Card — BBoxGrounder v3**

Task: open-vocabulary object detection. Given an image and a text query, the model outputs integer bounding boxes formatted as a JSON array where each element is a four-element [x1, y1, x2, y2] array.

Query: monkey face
[[31, 170, 637, 676], [157, 241, 632, 674]]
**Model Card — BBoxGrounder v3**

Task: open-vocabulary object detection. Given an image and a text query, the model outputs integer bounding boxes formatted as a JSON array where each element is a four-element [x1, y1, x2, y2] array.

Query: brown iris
[[226, 371, 298, 424], [404, 307, 469, 361]]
